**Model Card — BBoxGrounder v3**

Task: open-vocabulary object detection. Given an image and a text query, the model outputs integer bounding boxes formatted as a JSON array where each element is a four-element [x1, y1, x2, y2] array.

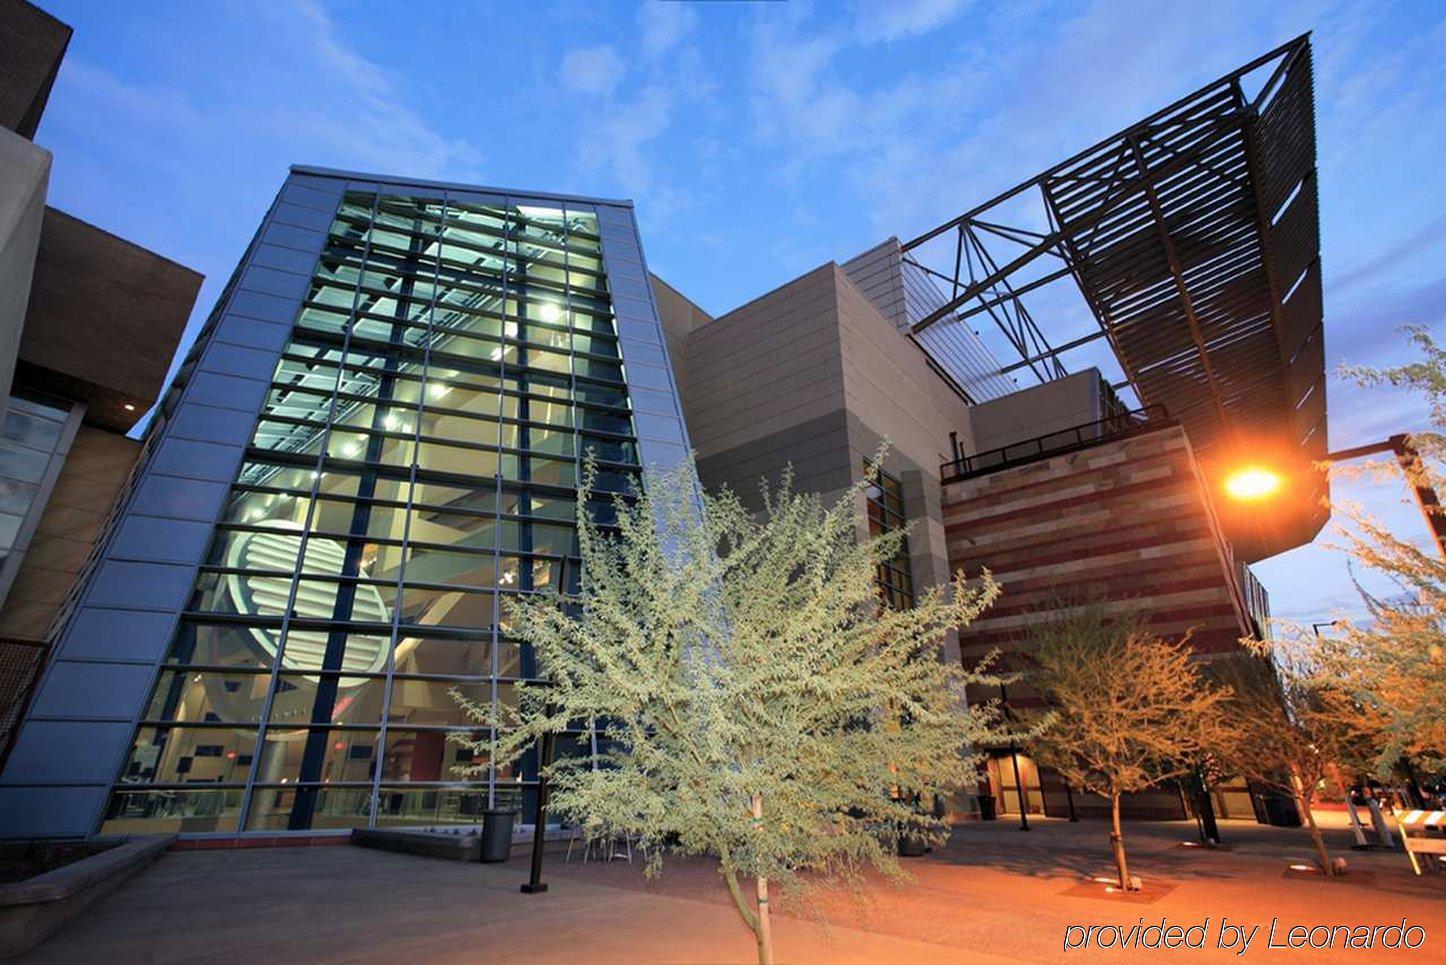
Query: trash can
[[977, 794, 997, 821], [898, 834, 927, 857], [480, 809, 517, 862]]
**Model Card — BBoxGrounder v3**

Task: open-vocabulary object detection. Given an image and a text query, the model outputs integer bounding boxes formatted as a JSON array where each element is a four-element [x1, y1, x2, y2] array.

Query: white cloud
[[855, 0, 970, 44], [640, 1, 699, 58], [561, 45, 626, 97]]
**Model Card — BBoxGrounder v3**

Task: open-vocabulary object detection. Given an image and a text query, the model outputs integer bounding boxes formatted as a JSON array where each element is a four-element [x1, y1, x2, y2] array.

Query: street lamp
[[1222, 433, 1445, 559], [1224, 467, 1282, 501]]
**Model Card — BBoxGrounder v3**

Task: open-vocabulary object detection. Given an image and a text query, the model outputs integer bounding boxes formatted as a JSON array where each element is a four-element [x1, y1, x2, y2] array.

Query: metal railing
[[942, 404, 1172, 481]]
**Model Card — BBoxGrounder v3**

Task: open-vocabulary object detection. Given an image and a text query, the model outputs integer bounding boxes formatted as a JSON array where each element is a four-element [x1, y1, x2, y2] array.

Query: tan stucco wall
[[964, 368, 1101, 455]]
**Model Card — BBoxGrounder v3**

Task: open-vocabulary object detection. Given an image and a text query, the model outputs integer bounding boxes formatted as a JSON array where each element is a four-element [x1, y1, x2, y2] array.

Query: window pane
[[119, 726, 258, 785]]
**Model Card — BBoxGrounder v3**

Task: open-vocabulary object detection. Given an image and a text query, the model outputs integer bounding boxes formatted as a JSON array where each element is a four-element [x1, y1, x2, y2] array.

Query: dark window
[[864, 464, 915, 610]]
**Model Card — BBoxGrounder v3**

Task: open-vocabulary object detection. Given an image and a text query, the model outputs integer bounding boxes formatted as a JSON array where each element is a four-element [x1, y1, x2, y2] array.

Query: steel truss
[[902, 35, 1327, 558]]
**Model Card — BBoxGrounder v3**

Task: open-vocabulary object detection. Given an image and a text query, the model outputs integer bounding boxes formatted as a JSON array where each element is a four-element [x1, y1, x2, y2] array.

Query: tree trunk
[[1109, 791, 1133, 890], [1291, 767, 1334, 875], [718, 850, 761, 959], [751, 794, 775, 965]]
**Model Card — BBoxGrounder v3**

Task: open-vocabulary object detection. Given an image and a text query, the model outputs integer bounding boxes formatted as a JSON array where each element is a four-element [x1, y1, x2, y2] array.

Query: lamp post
[[1326, 434, 1445, 558], [1224, 434, 1444, 557], [520, 701, 556, 895], [998, 682, 1030, 831]]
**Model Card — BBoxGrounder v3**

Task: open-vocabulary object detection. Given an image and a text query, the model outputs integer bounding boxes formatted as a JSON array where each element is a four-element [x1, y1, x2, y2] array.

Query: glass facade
[[101, 190, 643, 834], [0, 390, 78, 605], [864, 464, 914, 610]]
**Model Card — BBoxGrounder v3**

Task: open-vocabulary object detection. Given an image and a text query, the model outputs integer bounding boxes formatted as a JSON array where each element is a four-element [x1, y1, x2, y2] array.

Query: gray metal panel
[[27, 662, 157, 719], [199, 342, 280, 383], [0, 787, 109, 838], [0, 720, 132, 784], [259, 221, 326, 255], [0, 170, 336, 835], [629, 386, 678, 417], [149, 437, 246, 482], [183, 371, 269, 413], [248, 242, 323, 277], [85, 560, 194, 611], [238, 264, 311, 302], [54, 608, 182, 663], [280, 180, 344, 212], [227, 290, 302, 325], [214, 313, 290, 352], [270, 202, 333, 234], [290, 164, 632, 208], [596, 205, 697, 480], [129, 474, 229, 521], [109, 516, 213, 564], [167, 403, 257, 447]]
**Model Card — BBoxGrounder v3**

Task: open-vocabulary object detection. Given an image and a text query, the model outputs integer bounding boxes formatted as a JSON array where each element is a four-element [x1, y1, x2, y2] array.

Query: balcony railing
[[942, 404, 1173, 482]]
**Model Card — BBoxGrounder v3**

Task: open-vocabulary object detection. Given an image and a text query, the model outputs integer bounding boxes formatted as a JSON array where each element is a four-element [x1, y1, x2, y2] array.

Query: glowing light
[[384, 413, 400, 430], [123, 403, 136, 412], [428, 381, 451, 399], [1225, 466, 1282, 501], [537, 302, 561, 323], [1289, 863, 1313, 872], [342, 441, 362, 457]]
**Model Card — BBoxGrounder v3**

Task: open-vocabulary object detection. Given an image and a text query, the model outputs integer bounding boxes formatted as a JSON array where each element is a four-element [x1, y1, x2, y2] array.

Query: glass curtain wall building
[[0, 168, 692, 838]]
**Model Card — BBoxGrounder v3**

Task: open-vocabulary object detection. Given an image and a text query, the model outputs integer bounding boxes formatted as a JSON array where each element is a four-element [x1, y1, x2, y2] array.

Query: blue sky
[[31, 0, 1445, 625]]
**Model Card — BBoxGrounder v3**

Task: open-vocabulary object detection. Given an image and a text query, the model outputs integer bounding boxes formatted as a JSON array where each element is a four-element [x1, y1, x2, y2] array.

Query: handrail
[[942, 404, 1173, 482]]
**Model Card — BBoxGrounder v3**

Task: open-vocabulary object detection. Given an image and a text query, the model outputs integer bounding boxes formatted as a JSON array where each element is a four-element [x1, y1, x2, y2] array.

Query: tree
[[1022, 604, 1235, 890], [453, 456, 1009, 965], [1322, 325, 1446, 777], [1224, 638, 1387, 875]]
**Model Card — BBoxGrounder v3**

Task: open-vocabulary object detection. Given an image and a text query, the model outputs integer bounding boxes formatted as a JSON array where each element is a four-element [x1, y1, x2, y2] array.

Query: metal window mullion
[[369, 198, 442, 828], [486, 205, 517, 810], [236, 191, 377, 834]]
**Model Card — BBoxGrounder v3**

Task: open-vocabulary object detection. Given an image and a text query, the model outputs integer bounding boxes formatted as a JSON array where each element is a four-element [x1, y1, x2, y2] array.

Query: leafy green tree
[[1023, 604, 1235, 890], [1324, 325, 1446, 776], [454, 457, 1008, 964], [1225, 637, 1387, 875]]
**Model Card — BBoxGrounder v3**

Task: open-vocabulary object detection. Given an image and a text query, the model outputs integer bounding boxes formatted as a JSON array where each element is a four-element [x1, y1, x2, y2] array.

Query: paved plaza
[[22, 816, 1446, 963]]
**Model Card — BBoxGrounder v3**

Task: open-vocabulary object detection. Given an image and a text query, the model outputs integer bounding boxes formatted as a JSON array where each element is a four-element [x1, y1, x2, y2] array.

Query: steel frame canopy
[[902, 35, 1327, 561]]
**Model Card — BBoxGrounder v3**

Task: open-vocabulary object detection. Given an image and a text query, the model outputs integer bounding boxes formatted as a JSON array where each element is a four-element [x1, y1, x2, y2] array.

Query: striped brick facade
[[944, 422, 1256, 705]]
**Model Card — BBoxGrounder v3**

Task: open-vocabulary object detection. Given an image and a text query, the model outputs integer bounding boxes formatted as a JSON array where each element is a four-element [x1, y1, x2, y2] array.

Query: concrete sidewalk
[[19, 845, 1016, 964], [18, 817, 1446, 963]]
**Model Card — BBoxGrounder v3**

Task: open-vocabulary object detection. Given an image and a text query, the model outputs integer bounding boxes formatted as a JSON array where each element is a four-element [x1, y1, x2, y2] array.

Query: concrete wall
[[0, 426, 140, 641], [0, 126, 49, 415], [20, 208, 203, 432], [676, 262, 974, 664], [684, 263, 854, 503], [964, 368, 1102, 455], [834, 266, 973, 604], [649, 274, 712, 411], [0, 0, 71, 140]]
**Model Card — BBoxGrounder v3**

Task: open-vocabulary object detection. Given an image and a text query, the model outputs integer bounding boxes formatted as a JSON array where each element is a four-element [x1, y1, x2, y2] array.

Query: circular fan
[[225, 520, 391, 681]]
